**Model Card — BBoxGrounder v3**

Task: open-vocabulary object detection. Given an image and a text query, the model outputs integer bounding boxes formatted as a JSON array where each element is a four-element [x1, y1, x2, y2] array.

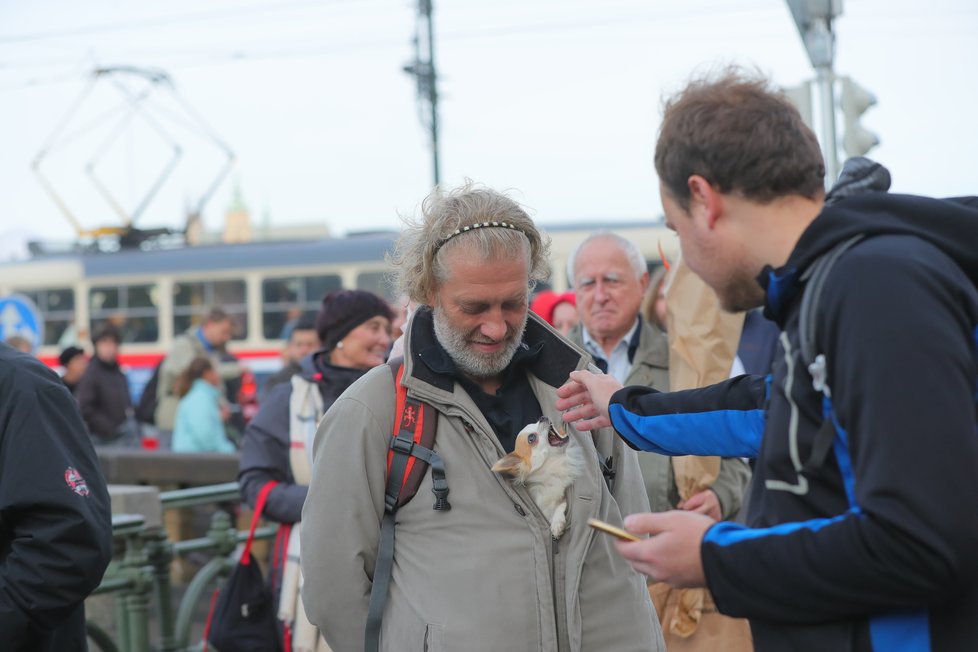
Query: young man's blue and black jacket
[[609, 187, 978, 652]]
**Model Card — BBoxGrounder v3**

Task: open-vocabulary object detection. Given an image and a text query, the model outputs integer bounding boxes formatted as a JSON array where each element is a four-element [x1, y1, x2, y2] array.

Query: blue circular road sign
[[0, 294, 45, 354]]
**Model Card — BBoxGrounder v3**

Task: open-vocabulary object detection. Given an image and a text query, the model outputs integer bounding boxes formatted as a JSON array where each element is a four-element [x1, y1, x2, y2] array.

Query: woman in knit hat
[[315, 289, 394, 370], [238, 289, 394, 649]]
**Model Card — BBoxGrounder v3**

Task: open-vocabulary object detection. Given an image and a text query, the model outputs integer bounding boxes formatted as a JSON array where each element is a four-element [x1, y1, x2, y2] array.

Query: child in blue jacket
[[172, 356, 235, 453]]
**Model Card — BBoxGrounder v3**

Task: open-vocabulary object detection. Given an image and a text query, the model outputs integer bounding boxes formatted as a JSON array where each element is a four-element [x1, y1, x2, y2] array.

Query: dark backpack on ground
[[364, 357, 449, 652]]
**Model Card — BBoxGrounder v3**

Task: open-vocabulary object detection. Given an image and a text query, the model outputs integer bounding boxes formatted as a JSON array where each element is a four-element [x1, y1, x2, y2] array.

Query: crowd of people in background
[[5, 63, 976, 652]]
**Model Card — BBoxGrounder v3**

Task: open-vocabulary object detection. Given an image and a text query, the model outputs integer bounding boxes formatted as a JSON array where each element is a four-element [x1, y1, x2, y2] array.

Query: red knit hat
[[530, 290, 576, 326]]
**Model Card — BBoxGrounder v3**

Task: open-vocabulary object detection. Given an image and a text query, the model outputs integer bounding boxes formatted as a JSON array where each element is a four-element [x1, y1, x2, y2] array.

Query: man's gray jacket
[[301, 310, 664, 651]]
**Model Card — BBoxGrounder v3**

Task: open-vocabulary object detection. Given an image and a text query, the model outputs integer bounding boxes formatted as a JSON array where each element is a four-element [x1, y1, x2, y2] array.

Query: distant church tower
[[223, 181, 253, 243]]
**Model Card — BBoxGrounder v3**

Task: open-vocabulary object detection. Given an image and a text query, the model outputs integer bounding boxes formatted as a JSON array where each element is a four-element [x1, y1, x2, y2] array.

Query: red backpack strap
[[385, 359, 445, 509], [241, 480, 278, 565], [365, 358, 447, 652]]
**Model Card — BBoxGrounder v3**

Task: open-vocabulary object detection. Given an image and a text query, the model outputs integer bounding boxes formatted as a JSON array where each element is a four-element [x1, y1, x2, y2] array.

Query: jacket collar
[[296, 349, 368, 387]]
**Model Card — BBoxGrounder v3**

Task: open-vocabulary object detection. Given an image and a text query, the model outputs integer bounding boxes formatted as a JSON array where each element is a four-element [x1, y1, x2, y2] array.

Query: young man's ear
[[687, 175, 723, 229]]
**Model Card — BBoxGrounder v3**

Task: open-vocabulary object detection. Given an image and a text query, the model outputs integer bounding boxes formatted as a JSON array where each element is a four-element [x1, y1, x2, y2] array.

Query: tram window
[[262, 278, 300, 305], [91, 288, 121, 311], [305, 275, 341, 302], [128, 285, 156, 309], [89, 284, 159, 344], [172, 280, 248, 340], [18, 287, 76, 346], [355, 272, 395, 302], [261, 274, 341, 339]]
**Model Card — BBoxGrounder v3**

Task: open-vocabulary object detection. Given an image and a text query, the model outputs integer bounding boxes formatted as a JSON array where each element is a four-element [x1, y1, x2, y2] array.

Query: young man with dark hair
[[558, 68, 978, 651]]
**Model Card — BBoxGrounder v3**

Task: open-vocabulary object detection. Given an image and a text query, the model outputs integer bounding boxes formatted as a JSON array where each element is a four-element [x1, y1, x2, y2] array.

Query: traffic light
[[839, 76, 879, 157]]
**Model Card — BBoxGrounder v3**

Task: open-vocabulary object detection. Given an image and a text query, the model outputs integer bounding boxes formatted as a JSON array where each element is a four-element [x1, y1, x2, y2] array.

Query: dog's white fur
[[492, 417, 585, 538]]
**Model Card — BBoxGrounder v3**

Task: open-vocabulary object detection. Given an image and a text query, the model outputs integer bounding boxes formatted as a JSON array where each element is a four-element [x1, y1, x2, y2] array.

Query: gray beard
[[432, 307, 527, 379]]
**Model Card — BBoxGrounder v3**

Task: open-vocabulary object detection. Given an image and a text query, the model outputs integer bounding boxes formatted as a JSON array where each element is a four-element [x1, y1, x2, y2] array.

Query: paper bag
[[665, 256, 745, 393], [652, 256, 752, 650]]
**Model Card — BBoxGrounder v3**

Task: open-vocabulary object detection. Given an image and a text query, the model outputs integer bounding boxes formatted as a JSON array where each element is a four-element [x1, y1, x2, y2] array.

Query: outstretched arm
[[558, 370, 767, 458]]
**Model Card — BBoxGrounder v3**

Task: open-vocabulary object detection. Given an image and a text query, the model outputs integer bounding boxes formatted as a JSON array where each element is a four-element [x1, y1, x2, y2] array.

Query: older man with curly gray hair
[[301, 182, 664, 652]]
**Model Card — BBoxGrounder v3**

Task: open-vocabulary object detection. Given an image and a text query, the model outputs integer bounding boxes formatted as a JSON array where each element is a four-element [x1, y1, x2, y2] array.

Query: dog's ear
[[492, 453, 522, 478]]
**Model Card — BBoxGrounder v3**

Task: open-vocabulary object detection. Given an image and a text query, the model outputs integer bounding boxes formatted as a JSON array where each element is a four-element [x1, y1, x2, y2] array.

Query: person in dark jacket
[[0, 342, 113, 651], [556, 68, 978, 652], [76, 326, 137, 445], [238, 290, 392, 647], [239, 291, 393, 523]]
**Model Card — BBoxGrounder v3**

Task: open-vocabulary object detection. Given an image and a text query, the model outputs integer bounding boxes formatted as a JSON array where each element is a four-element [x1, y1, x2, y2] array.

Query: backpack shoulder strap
[[364, 357, 448, 652], [798, 234, 864, 473], [384, 358, 447, 510], [798, 234, 865, 395]]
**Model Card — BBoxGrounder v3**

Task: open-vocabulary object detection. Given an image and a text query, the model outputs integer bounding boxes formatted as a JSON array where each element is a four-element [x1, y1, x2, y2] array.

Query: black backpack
[[206, 481, 282, 652]]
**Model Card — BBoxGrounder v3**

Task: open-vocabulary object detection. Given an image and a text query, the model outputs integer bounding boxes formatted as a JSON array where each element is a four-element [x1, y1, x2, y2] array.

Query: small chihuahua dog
[[492, 416, 585, 538]]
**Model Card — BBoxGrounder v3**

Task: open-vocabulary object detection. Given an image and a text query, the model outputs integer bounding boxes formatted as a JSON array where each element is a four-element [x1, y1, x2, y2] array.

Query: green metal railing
[[89, 482, 277, 652]]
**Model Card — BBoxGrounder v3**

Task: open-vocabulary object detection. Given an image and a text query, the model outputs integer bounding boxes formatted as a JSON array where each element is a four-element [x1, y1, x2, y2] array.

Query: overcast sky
[[1, 0, 975, 251]]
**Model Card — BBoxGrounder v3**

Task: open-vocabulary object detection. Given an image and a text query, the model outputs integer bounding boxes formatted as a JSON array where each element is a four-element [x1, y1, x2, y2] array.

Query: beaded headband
[[435, 220, 525, 251]]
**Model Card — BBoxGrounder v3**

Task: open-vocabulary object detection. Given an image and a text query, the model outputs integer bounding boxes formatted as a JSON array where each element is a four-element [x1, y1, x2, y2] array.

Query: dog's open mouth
[[548, 424, 569, 447]]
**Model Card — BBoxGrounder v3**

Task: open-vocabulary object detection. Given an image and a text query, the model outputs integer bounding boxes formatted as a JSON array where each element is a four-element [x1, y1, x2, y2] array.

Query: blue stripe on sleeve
[[824, 396, 860, 511], [609, 404, 764, 458], [870, 609, 932, 652], [706, 518, 934, 651], [703, 510, 858, 546]]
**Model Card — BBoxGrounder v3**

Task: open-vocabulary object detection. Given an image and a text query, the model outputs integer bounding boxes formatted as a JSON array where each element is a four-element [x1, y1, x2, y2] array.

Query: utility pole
[[404, 0, 440, 188], [786, 0, 842, 185]]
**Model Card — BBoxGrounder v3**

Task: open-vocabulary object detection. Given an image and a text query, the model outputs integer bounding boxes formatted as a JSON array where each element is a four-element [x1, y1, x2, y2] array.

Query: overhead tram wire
[[0, 0, 812, 93], [0, 0, 381, 45]]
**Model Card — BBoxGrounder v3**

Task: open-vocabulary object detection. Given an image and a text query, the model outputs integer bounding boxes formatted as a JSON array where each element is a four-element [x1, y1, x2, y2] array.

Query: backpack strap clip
[[807, 353, 830, 397], [386, 430, 452, 511]]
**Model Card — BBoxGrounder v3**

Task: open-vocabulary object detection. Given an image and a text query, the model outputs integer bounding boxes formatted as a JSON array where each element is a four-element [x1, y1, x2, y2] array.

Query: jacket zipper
[[551, 534, 569, 651], [439, 408, 571, 650]]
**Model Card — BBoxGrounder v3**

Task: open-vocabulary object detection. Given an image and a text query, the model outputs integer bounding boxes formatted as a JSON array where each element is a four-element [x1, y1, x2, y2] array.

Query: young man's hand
[[555, 369, 622, 431], [614, 511, 714, 587]]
